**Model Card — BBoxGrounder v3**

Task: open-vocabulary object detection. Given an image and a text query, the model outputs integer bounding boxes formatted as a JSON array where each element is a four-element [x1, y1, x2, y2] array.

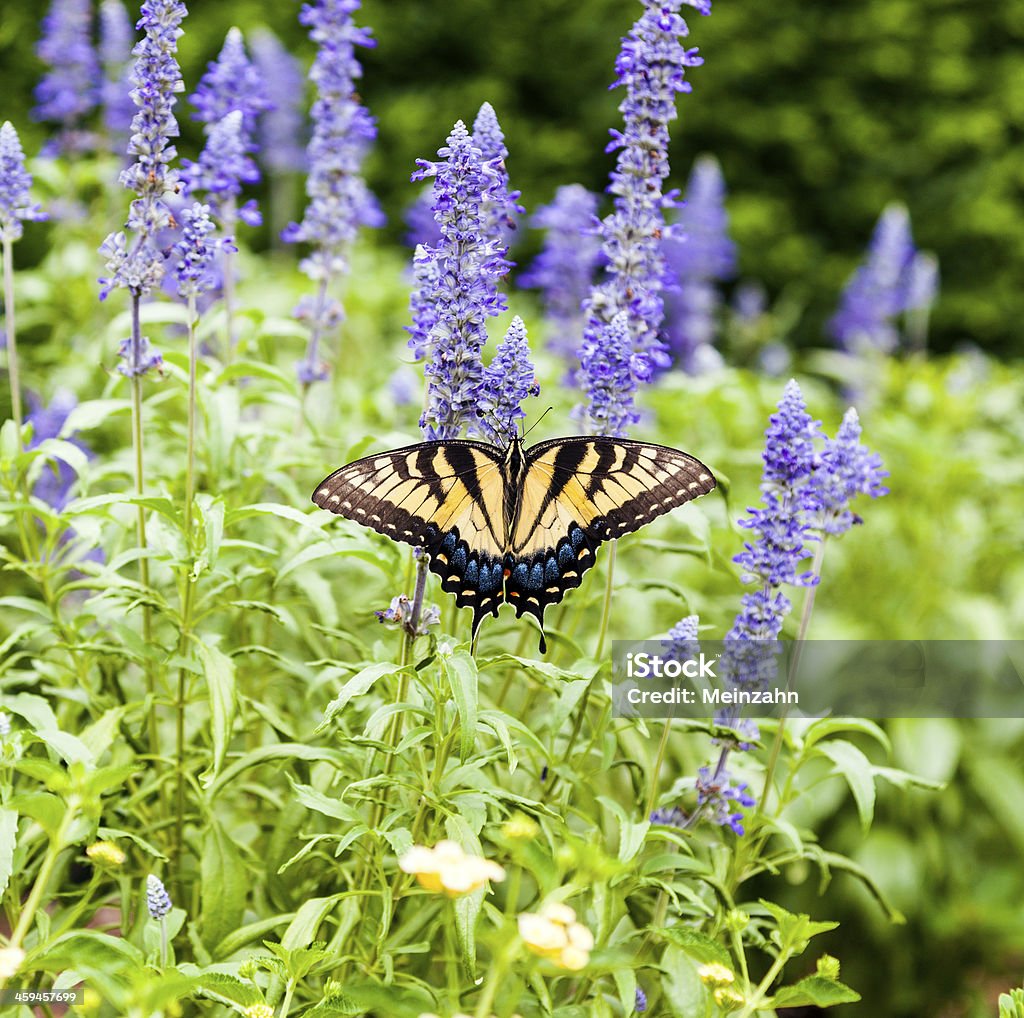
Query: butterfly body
[[312, 434, 716, 650]]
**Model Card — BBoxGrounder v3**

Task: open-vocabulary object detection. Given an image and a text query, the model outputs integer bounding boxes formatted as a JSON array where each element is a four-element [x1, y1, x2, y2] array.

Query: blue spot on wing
[[528, 563, 544, 590], [464, 559, 479, 585], [558, 542, 574, 569], [451, 544, 467, 572], [569, 525, 586, 550], [545, 557, 559, 584]]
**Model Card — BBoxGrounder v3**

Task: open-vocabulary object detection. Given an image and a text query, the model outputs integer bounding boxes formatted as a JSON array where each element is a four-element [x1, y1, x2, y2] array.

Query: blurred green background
[[2, 0, 1023, 357], [1, 1, 1023, 1016]]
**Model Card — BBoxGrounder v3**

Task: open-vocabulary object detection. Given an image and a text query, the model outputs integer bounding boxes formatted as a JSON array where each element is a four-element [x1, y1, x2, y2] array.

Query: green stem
[[3, 237, 23, 449], [5, 797, 79, 956], [473, 934, 521, 1018], [128, 294, 157, 758], [756, 540, 827, 816], [644, 712, 675, 820], [278, 978, 297, 1018], [735, 944, 793, 1018], [184, 293, 198, 544], [221, 201, 237, 361], [595, 540, 617, 660]]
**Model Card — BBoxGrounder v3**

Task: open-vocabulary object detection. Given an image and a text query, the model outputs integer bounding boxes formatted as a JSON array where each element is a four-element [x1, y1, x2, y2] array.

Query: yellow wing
[[503, 437, 716, 637], [311, 440, 508, 629]]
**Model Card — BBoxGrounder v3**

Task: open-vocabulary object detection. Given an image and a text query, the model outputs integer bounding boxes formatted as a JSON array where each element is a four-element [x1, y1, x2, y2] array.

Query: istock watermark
[[611, 641, 1024, 719]]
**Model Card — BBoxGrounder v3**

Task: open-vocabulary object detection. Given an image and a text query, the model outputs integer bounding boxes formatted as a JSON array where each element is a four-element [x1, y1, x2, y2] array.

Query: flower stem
[[595, 540, 617, 660], [757, 540, 827, 816], [184, 294, 198, 543], [5, 797, 79, 955], [2, 238, 23, 450], [221, 201, 237, 361]]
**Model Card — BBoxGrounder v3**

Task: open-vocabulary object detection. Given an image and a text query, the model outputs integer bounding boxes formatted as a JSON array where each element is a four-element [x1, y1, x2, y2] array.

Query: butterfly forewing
[[312, 440, 508, 630]]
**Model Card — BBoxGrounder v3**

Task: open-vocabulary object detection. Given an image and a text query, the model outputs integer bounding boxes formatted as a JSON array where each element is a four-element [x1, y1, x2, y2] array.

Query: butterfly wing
[[504, 437, 717, 643], [312, 440, 509, 632]]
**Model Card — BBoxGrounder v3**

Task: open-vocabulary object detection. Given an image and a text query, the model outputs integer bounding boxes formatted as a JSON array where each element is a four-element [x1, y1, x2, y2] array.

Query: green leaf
[[772, 974, 862, 1008], [547, 678, 592, 737], [320, 662, 403, 728], [814, 738, 876, 829], [657, 926, 732, 967], [597, 796, 648, 863], [0, 809, 18, 898], [61, 398, 131, 434], [32, 929, 145, 973], [441, 649, 478, 761], [206, 744, 347, 799], [196, 643, 238, 787], [201, 821, 247, 952], [281, 893, 346, 949], [661, 944, 706, 1017], [79, 707, 128, 760], [290, 781, 361, 823], [1, 691, 58, 732], [802, 716, 891, 754]]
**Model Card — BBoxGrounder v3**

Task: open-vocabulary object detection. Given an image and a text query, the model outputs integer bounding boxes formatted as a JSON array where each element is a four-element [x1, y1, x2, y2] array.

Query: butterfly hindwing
[[312, 440, 507, 633]]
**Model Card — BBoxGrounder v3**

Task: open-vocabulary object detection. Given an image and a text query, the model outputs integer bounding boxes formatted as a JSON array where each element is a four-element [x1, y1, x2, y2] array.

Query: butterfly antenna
[[523, 406, 554, 441]]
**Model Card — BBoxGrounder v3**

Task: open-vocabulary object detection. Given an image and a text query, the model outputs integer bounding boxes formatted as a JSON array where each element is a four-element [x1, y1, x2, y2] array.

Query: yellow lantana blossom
[[517, 902, 594, 971], [697, 961, 736, 986], [86, 840, 126, 867], [399, 841, 505, 897], [0, 946, 25, 979]]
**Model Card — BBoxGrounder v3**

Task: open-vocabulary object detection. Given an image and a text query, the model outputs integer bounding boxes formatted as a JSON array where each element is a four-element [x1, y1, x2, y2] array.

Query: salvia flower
[[0, 711, 10, 737], [284, 0, 382, 281], [374, 593, 440, 635], [635, 987, 648, 1013], [810, 408, 889, 536], [578, 0, 710, 430], [99, 0, 187, 322], [471, 102, 523, 245], [99, 0, 137, 145], [146, 874, 172, 919], [475, 316, 540, 445], [181, 111, 261, 226], [829, 203, 920, 354], [190, 27, 270, 138], [251, 29, 306, 175], [662, 154, 736, 372], [520, 184, 603, 363], [27, 390, 93, 510], [0, 122, 48, 243], [33, 0, 100, 153], [413, 120, 509, 440], [405, 243, 440, 361], [403, 186, 441, 249], [905, 250, 939, 313], [577, 309, 642, 438], [695, 762, 756, 835], [649, 805, 687, 827], [173, 202, 233, 300], [662, 613, 700, 662]]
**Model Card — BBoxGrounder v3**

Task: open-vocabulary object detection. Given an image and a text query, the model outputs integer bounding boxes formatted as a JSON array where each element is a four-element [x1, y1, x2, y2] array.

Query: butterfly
[[312, 434, 716, 651]]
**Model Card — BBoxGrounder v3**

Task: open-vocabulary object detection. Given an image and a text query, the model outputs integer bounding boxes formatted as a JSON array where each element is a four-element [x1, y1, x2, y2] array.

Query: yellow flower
[[697, 961, 735, 987], [518, 902, 594, 971], [86, 840, 126, 867], [0, 946, 25, 979], [241, 1006, 274, 1018], [501, 813, 539, 840], [399, 841, 505, 897], [73, 987, 102, 1015], [713, 985, 745, 1011]]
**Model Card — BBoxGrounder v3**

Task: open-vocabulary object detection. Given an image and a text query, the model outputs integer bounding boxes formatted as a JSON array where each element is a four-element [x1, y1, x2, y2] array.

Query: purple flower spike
[[475, 316, 540, 444], [413, 120, 509, 440], [27, 390, 94, 511], [472, 102, 523, 245], [1, 123, 48, 243], [285, 0, 382, 281], [146, 874, 172, 919], [811, 408, 889, 535], [173, 202, 233, 300], [191, 27, 270, 139], [99, 0, 137, 146], [696, 762, 756, 836], [829, 203, 919, 354], [520, 184, 603, 364], [578, 0, 710, 432], [181, 110, 261, 223], [251, 29, 306, 175], [99, 0, 187, 309], [662, 154, 736, 372], [662, 613, 700, 662], [577, 309, 641, 438], [33, 0, 100, 153], [405, 243, 440, 361], [403, 186, 441, 249]]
